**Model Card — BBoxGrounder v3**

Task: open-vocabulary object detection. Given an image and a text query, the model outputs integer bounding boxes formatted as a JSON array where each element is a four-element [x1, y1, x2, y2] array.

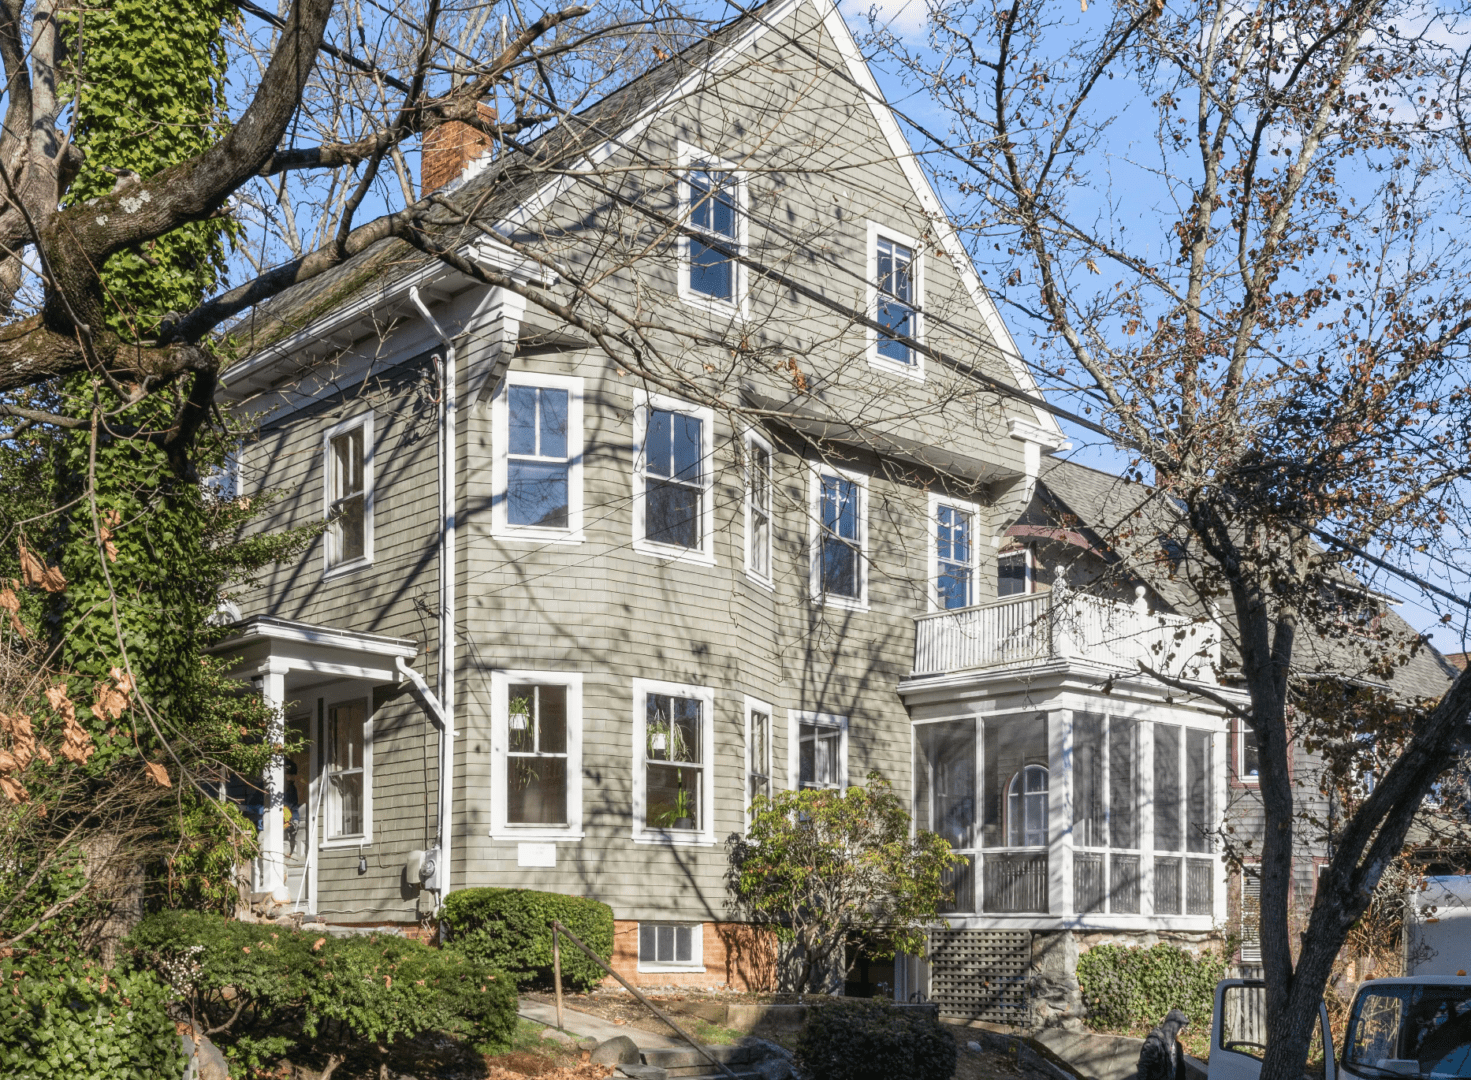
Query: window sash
[[643, 409, 705, 550], [645, 693, 704, 832], [876, 237, 916, 363], [936, 504, 973, 609], [328, 427, 366, 565], [639, 923, 695, 964], [748, 443, 772, 580], [506, 386, 571, 528], [749, 711, 771, 805], [688, 170, 737, 302], [326, 702, 366, 838], [998, 550, 1031, 596], [818, 475, 862, 600], [506, 684, 569, 826], [799, 723, 841, 789]]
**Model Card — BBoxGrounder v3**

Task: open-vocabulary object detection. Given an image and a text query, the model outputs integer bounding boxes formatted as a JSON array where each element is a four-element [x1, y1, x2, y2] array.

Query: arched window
[[1007, 765, 1049, 847]]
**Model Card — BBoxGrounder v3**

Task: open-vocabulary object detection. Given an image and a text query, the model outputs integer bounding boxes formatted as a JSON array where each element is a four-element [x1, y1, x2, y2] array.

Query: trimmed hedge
[[794, 1000, 956, 1080], [124, 910, 517, 1074], [441, 887, 614, 992], [0, 958, 184, 1080], [1076, 942, 1224, 1032]]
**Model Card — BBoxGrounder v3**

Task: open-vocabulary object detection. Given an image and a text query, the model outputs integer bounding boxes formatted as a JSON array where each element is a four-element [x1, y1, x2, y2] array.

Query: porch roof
[[209, 616, 419, 688]]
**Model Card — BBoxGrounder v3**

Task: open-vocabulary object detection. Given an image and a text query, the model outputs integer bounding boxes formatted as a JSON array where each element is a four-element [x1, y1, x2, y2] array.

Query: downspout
[[409, 287, 455, 910]]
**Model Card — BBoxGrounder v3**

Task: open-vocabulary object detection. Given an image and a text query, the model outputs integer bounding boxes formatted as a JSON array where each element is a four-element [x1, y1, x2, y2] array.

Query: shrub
[[123, 910, 517, 1074], [1076, 942, 1225, 1032], [0, 958, 184, 1080], [794, 1000, 957, 1080], [441, 887, 614, 992]]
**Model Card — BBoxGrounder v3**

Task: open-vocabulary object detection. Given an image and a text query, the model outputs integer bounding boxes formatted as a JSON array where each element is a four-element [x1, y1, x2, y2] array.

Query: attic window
[[867, 222, 925, 376], [1158, 534, 1187, 573], [678, 147, 746, 311]]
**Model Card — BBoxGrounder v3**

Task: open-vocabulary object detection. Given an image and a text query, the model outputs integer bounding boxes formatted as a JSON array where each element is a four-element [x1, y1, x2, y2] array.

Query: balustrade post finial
[[1133, 584, 1149, 615]]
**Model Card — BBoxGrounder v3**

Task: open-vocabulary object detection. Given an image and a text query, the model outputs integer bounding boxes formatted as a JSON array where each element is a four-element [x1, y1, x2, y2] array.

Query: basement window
[[638, 922, 703, 970]]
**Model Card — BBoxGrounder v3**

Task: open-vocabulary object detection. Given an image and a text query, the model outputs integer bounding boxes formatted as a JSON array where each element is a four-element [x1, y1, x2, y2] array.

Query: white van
[[1209, 978, 1471, 1080]]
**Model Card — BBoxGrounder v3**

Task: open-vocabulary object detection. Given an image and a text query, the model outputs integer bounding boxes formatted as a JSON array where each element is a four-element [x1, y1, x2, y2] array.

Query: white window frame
[[491, 372, 585, 543], [744, 431, 775, 588], [928, 492, 980, 612], [807, 464, 869, 611], [489, 670, 584, 840], [744, 696, 775, 833], [631, 678, 717, 846], [677, 143, 748, 316], [1237, 718, 1260, 786], [788, 711, 849, 791], [997, 545, 1036, 597], [321, 412, 375, 577], [321, 696, 373, 847], [633, 390, 717, 566], [866, 221, 925, 379], [636, 921, 706, 973]]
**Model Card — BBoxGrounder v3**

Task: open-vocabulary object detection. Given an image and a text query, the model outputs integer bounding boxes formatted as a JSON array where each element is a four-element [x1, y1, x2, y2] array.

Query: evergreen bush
[[794, 1000, 957, 1080], [0, 958, 184, 1080], [1075, 942, 1224, 1032], [441, 887, 615, 991]]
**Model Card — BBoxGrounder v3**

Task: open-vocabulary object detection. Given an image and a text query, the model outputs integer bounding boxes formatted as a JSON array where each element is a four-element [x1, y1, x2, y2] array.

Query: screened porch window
[[915, 720, 976, 913]]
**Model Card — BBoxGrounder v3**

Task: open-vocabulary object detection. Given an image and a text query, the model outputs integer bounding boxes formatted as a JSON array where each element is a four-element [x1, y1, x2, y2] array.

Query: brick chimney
[[421, 103, 497, 195]]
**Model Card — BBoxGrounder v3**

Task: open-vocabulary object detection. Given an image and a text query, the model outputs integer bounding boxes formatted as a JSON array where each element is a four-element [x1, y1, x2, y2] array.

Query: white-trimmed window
[[490, 671, 583, 839], [998, 546, 1034, 597], [634, 391, 715, 564], [745, 433, 774, 585], [325, 699, 371, 842], [632, 679, 716, 844], [930, 493, 978, 611], [789, 711, 848, 791], [323, 413, 374, 573], [492, 373, 584, 541], [1239, 868, 1262, 963], [867, 222, 924, 376], [745, 698, 774, 829], [678, 145, 747, 312], [638, 922, 704, 971], [809, 466, 867, 609], [1237, 719, 1260, 785]]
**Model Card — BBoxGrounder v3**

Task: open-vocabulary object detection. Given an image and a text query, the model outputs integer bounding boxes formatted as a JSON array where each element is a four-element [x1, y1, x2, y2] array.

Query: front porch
[[211, 617, 422, 911]]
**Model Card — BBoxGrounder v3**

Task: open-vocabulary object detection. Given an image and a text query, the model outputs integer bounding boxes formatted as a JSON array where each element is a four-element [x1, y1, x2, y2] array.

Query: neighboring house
[[211, 0, 1444, 1026]]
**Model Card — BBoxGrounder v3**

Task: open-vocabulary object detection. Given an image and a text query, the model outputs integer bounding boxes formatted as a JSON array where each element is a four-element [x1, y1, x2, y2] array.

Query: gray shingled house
[[211, 0, 1355, 1023]]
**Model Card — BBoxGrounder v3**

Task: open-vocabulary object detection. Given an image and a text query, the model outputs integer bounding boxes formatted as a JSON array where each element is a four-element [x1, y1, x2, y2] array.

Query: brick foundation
[[605, 920, 778, 990]]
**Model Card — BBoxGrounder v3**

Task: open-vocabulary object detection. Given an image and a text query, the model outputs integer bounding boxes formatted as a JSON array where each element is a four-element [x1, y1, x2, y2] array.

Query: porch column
[[1213, 728, 1229, 925], [259, 661, 289, 902], [1049, 708, 1073, 915], [1139, 721, 1156, 917]]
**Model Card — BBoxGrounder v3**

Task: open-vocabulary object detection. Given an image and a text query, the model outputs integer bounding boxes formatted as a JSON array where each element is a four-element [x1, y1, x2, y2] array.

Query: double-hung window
[[325, 700, 369, 840], [679, 147, 745, 311], [493, 374, 584, 540], [810, 468, 867, 608], [745, 699, 773, 829], [634, 392, 714, 563], [867, 223, 923, 374], [490, 671, 583, 838], [632, 680, 715, 844], [323, 413, 373, 572], [790, 711, 847, 791], [998, 547, 1033, 597], [1237, 720, 1260, 784], [930, 495, 977, 610], [745, 434, 773, 585]]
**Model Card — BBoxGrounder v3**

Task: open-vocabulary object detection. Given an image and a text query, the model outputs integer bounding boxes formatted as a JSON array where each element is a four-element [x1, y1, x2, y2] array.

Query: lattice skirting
[[928, 928, 1031, 1025]]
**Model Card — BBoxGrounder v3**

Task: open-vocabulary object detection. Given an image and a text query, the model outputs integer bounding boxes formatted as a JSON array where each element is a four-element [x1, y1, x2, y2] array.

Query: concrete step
[[638, 1043, 790, 1080]]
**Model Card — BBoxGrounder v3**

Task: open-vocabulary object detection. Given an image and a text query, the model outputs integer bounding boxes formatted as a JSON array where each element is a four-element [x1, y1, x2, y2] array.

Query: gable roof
[[223, 0, 1059, 436], [1034, 456, 1457, 704]]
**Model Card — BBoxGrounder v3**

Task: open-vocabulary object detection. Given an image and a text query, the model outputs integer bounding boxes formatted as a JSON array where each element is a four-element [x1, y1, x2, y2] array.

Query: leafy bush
[[441, 887, 614, 992], [794, 1000, 957, 1080], [124, 910, 517, 1074], [0, 958, 184, 1080], [1076, 942, 1225, 1032]]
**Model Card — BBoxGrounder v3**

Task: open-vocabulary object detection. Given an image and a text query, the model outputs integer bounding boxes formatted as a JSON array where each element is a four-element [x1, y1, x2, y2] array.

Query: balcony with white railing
[[912, 583, 1220, 683]]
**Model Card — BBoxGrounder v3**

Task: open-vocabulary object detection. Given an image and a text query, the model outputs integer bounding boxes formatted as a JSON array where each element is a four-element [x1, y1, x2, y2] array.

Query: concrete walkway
[[1032, 1028, 1207, 1080], [517, 997, 683, 1050]]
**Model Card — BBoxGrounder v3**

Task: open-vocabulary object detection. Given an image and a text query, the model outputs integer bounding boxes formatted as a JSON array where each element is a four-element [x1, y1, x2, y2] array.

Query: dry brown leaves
[[484, 1060, 611, 1080], [17, 544, 64, 593], [99, 509, 120, 563], [143, 761, 170, 787], [47, 683, 95, 766], [0, 582, 24, 637]]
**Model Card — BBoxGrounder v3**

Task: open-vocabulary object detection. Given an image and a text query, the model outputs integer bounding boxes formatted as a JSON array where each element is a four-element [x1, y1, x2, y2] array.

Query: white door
[[282, 713, 312, 908], [1212, 980, 1336, 1080]]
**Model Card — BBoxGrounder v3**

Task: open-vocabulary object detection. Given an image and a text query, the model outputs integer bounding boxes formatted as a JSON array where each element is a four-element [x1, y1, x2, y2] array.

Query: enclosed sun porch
[[901, 580, 1233, 930]]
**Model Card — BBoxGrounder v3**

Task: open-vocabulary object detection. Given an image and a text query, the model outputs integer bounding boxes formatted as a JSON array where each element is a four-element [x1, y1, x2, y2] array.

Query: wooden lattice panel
[[928, 929, 1031, 1025]]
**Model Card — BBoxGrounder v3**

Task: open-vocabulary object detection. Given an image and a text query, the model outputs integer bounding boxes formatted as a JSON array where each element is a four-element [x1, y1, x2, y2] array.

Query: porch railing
[[981, 851, 1049, 913], [912, 586, 1219, 682]]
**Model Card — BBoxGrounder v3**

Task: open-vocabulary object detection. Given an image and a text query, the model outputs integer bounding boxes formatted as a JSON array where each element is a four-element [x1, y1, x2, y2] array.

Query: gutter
[[409, 286, 456, 911]]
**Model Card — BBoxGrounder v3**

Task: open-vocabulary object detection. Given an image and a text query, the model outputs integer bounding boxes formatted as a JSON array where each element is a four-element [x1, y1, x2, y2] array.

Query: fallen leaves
[[144, 761, 170, 788]]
